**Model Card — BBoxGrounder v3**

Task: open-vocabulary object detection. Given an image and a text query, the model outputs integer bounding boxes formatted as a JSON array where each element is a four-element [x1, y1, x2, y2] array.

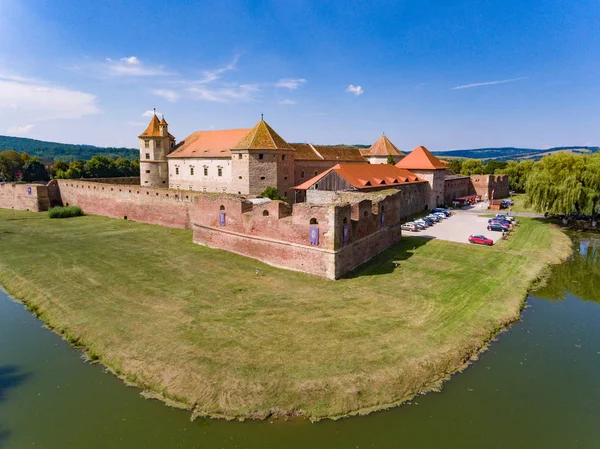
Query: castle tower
[[396, 146, 446, 209], [364, 134, 405, 164], [230, 118, 295, 200], [138, 112, 175, 187]]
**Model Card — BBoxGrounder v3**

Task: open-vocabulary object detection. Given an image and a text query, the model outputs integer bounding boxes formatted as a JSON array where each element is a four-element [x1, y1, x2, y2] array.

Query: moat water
[[1, 234, 599, 449]]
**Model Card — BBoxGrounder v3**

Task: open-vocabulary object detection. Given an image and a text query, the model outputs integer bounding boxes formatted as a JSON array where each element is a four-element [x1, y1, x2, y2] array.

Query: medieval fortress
[[0, 114, 508, 279]]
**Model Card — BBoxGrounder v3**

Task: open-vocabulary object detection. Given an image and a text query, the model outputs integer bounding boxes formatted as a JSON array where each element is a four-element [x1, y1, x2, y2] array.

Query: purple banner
[[381, 212, 385, 226], [219, 212, 226, 226], [343, 225, 350, 244], [309, 226, 319, 246], [27, 187, 32, 195]]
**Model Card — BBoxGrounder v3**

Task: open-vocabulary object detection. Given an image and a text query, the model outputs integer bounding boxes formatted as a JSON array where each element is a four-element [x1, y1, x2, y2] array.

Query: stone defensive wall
[[190, 191, 403, 279], [470, 174, 509, 199], [0, 182, 51, 212], [0, 179, 404, 279]]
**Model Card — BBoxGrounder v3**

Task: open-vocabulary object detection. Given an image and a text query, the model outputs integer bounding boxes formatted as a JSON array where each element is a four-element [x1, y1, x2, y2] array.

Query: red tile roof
[[139, 114, 174, 140], [312, 145, 366, 162], [294, 163, 425, 190], [233, 119, 293, 150], [289, 143, 322, 160], [168, 128, 252, 158], [365, 135, 404, 157], [395, 146, 446, 170]]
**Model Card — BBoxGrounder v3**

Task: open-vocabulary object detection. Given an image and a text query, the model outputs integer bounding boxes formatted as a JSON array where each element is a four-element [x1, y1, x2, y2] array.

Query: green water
[[1, 235, 600, 449]]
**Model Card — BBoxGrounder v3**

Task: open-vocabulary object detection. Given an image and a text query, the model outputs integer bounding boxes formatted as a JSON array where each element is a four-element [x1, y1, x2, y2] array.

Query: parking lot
[[402, 211, 505, 245]]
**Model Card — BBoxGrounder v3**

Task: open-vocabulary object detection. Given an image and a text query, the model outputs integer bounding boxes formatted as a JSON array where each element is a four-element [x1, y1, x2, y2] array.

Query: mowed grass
[[510, 193, 536, 214], [0, 209, 571, 420]]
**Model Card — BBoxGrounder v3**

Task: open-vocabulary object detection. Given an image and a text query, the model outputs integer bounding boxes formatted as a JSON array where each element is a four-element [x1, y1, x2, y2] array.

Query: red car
[[468, 234, 493, 246]]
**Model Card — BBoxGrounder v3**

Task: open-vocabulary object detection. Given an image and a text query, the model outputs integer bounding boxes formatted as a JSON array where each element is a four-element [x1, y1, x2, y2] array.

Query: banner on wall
[[219, 212, 226, 226], [343, 225, 350, 244], [309, 226, 319, 246], [27, 187, 32, 195], [381, 212, 385, 226]]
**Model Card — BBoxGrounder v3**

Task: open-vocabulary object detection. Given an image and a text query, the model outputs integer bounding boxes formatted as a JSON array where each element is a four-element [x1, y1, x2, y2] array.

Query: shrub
[[48, 206, 84, 219]]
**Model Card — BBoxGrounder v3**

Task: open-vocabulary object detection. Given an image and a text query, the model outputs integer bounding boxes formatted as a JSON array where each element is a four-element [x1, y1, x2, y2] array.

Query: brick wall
[[470, 174, 509, 200], [444, 176, 471, 204], [56, 180, 197, 228], [0, 183, 50, 212]]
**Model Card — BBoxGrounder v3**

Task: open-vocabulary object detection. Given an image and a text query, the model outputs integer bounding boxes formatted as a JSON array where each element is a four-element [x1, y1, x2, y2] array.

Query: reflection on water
[[0, 234, 599, 449], [535, 233, 600, 303]]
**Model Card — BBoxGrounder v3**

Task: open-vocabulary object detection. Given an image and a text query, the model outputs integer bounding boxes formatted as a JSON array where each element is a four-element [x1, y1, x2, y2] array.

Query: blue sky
[[1, 0, 598, 150]]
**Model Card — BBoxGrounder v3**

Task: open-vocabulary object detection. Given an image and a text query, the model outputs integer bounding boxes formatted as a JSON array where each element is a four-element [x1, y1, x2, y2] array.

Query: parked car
[[487, 222, 510, 232], [426, 214, 441, 222], [413, 220, 428, 230], [432, 208, 451, 217], [488, 218, 512, 227], [433, 212, 447, 220], [401, 222, 418, 232], [468, 234, 494, 246], [422, 217, 435, 226], [496, 213, 517, 223]]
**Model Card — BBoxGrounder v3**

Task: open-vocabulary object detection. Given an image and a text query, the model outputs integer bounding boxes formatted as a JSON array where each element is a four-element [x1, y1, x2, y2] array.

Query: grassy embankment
[[509, 193, 536, 214], [0, 209, 571, 420]]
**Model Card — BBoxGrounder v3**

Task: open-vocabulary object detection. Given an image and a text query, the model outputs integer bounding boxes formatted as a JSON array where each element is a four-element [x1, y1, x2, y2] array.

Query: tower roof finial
[[261, 113, 264, 121], [153, 107, 156, 115]]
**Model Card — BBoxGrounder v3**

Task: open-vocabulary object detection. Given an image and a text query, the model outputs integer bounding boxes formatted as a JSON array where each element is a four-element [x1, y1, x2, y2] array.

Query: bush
[[48, 206, 84, 219]]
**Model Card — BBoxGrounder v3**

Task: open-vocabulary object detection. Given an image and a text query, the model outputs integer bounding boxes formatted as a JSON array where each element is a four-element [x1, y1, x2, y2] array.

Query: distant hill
[[432, 146, 600, 162], [0, 136, 138, 162]]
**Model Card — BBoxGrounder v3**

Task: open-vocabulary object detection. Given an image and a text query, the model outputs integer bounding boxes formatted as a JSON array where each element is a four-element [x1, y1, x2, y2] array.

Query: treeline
[[0, 150, 140, 182], [0, 136, 138, 162], [453, 153, 600, 218]]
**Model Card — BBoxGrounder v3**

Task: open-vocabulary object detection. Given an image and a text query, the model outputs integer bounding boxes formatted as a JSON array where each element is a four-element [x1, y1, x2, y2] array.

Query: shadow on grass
[[0, 427, 10, 449], [344, 236, 430, 278]]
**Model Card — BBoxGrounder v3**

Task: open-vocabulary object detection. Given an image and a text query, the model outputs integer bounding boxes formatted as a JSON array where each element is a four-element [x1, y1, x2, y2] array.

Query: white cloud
[[346, 84, 364, 95], [105, 56, 170, 77], [275, 78, 307, 90], [7, 124, 34, 135], [187, 84, 259, 103], [452, 77, 528, 90], [142, 110, 163, 117], [151, 89, 179, 102], [0, 78, 99, 122], [278, 98, 296, 105], [192, 55, 240, 84]]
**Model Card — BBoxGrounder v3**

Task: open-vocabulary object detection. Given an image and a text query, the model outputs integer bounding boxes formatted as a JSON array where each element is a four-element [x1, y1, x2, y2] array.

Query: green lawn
[[0, 209, 571, 420], [509, 193, 537, 214]]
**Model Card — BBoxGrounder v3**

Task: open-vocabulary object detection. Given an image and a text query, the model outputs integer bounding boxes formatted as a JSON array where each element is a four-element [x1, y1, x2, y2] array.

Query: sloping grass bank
[[0, 210, 571, 420]]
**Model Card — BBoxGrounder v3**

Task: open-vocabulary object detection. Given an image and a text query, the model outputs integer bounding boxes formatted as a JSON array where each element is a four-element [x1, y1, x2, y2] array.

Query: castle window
[[310, 218, 318, 225], [203, 167, 208, 176], [220, 205, 225, 211], [238, 176, 242, 179], [157, 140, 162, 149], [259, 153, 264, 160], [284, 176, 288, 180], [175, 167, 179, 175], [314, 171, 318, 176], [238, 154, 242, 159], [190, 167, 195, 176], [145, 170, 150, 174], [364, 210, 368, 217], [144, 140, 149, 148], [282, 155, 286, 161], [260, 176, 266, 180], [145, 153, 150, 160], [218, 167, 223, 177], [343, 217, 348, 224], [301, 171, 305, 178], [263, 210, 269, 216]]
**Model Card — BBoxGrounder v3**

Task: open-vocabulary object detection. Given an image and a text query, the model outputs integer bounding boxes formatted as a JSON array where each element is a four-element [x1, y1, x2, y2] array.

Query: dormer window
[[259, 154, 264, 160], [144, 140, 150, 148]]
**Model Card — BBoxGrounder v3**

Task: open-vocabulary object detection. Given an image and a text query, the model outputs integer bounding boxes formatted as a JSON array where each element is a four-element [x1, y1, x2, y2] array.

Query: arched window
[[220, 205, 225, 211], [263, 210, 269, 216], [381, 205, 385, 213], [310, 218, 318, 225], [343, 217, 348, 224], [363, 210, 368, 217]]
